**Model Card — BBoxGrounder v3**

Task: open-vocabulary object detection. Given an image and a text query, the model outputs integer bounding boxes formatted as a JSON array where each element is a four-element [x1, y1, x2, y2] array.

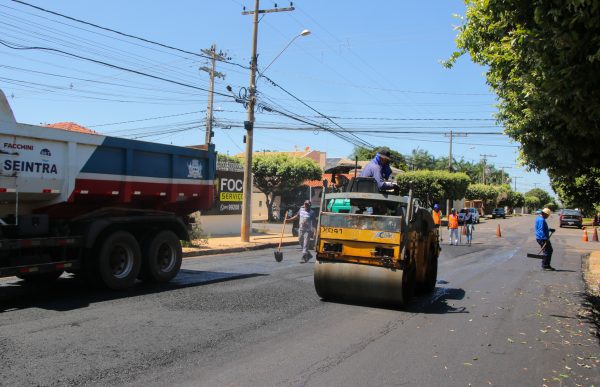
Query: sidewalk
[[182, 231, 299, 258]]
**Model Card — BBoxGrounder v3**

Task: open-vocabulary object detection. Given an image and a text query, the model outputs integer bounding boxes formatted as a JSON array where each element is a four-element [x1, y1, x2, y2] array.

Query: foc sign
[[220, 178, 243, 192]]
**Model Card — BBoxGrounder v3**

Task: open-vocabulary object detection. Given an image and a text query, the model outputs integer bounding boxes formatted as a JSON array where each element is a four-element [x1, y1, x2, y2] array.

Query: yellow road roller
[[314, 178, 440, 307]]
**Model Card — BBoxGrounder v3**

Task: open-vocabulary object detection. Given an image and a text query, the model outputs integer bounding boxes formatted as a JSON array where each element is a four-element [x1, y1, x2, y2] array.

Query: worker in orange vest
[[432, 204, 442, 226], [432, 203, 442, 241], [448, 208, 459, 246]]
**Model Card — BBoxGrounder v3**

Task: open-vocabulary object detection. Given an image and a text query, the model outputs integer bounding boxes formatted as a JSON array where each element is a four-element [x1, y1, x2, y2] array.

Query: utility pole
[[480, 154, 497, 184], [443, 130, 467, 216], [200, 44, 227, 145], [499, 166, 511, 185], [240, 1, 295, 242], [513, 176, 522, 191]]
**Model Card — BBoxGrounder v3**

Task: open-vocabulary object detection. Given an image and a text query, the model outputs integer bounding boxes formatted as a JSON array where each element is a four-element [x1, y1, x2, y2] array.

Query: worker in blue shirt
[[360, 148, 398, 191], [535, 207, 556, 270]]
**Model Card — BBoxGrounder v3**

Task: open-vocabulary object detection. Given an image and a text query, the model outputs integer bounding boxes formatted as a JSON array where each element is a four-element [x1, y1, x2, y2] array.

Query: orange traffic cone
[[593, 227, 599, 242], [582, 227, 588, 242], [496, 224, 502, 238]]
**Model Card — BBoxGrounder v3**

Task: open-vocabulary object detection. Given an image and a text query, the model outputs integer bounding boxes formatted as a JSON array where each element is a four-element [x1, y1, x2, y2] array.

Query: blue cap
[[433, 204, 439, 209]]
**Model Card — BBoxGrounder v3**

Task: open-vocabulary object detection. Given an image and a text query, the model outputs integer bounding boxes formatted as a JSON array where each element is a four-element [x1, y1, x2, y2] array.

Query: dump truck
[[0, 90, 216, 289], [314, 177, 440, 306]]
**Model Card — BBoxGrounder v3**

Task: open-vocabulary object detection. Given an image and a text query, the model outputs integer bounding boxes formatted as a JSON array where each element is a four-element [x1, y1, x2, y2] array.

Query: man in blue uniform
[[535, 207, 556, 271], [360, 148, 397, 191]]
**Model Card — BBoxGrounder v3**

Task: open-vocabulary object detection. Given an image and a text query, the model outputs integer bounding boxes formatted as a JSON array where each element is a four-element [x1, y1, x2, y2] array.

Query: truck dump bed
[[0, 90, 216, 218]]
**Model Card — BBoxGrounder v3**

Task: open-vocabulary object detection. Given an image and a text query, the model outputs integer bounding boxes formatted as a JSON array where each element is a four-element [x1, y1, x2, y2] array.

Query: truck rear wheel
[[97, 231, 141, 290], [141, 230, 182, 283]]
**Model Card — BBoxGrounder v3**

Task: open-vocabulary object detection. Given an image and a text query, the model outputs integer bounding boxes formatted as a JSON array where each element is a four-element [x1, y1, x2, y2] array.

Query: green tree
[[217, 153, 242, 164], [395, 170, 470, 208], [252, 154, 322, 221], [350, 146, 407, 170], [499, 189, 525, 209], [407, 149, 437, 171], [524, 188, 552, 209], [466, 183, 501, 212], [445, 0, 600, 178], [551, 168, 600, 214], [524, 195, 541, 212]]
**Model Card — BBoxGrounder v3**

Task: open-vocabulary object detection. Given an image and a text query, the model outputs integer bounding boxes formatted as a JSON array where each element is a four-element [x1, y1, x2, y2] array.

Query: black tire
[[17, 270, 64, 283], [423, 245, 439, 293], [401, 252, 416, 306], [141, 230, 182, 283], [96, 231, 141, 290]]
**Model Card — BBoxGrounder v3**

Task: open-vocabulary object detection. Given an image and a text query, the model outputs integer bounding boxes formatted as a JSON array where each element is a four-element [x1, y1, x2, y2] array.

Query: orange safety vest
[[448, 214, 459, 229], [432, 209, 441, 225]]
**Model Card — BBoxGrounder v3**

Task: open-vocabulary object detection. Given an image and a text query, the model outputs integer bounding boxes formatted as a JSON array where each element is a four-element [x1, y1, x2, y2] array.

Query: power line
[[9, 0, 251, 72], [0, 40, 234, 98]]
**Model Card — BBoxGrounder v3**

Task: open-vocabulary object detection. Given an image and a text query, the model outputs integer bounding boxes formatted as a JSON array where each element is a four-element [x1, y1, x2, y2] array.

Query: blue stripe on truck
[[80, 136, 216, 180]]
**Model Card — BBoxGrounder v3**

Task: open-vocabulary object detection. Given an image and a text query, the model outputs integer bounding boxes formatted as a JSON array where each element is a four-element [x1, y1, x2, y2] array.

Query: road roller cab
[[314, 186, 440, 307]]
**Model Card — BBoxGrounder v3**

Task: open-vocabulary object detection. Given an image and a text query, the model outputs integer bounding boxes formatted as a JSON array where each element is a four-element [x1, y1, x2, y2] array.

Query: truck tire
[[97, 231, 141, 290], [17, 270, 64, 283], [141, 230, 182, 283]]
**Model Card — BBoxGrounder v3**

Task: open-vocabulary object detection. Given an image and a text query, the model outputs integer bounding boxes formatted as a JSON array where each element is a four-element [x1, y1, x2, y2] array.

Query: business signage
[[204, 169, 244, 215]]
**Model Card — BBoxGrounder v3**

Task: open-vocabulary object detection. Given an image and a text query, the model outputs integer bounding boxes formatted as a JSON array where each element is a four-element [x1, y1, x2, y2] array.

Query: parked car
[[458, 208, 480, 224], [491, 208, 506, 219], [559, 209, 583, 228]]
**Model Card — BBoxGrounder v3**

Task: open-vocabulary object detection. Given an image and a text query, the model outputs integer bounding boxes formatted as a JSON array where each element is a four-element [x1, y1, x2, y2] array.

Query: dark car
[[491, 208, 506, 219], [559, 209, 583, 229]]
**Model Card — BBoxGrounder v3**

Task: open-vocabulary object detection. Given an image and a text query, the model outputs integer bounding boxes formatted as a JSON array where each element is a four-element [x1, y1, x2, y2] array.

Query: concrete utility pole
[[200, 44, 227, 145], [443, 130, 467, 216], [513, 176, 522, 191], [500, 166, 511, 185], [240, 0, 295, 242], [480, 154, 497, 184]]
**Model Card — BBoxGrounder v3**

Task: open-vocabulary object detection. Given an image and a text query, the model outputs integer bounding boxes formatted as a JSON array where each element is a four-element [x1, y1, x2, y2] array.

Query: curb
[[183, 240, 299, 258]]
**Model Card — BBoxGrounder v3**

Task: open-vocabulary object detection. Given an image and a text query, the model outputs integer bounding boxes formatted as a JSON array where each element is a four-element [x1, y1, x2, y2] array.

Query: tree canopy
[[217, 153, 242, 165], [252, 154, 322, 220], [551, 168, 600, 214], [395, 170, 470, 208], [446, 0, 600, 178], [524, 188, 553, 209]]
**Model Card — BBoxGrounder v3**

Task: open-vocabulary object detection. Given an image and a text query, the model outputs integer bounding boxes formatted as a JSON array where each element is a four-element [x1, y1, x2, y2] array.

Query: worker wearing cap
[[432, 204, 442, 227], [536, 207, 556, 271], [360, 148, 397, 191], [288, 200, 316, 263]]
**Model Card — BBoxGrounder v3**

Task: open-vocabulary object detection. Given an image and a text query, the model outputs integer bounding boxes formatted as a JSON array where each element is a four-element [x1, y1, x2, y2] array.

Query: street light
[[240, 27, 311, 242], [260, 29, 311, 76]]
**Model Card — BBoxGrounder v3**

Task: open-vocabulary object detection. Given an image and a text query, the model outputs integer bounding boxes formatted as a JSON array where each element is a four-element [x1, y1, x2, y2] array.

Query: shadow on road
[[0, 269, 267, 313], [410, 287, 468, 314]]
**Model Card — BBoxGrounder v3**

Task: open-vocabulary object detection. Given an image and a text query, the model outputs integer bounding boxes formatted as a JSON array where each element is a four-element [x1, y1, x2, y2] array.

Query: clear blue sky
[[0, 0, 552, 194]]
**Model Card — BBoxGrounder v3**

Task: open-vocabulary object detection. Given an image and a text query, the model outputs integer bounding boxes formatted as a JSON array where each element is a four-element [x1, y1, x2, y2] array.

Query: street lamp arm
[[259, 29, 310, 76]]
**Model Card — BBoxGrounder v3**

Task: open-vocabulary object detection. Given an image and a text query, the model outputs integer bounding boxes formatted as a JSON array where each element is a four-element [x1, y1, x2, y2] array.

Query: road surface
[[0, 215, 598, 386]]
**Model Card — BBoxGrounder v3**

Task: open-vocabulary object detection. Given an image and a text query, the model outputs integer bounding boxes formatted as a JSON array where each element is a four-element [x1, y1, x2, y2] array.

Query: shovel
[[527, 230, 554, 259], [274, 214, 287, 262]]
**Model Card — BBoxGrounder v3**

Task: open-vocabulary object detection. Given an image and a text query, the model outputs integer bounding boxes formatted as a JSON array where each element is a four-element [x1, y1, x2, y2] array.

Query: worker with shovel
[[288, 200, 317, 263], [535, 207, 556, 271]]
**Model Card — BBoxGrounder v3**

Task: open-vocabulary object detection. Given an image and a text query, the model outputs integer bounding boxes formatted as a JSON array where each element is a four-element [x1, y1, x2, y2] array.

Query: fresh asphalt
[[0, 215, 598, 386]]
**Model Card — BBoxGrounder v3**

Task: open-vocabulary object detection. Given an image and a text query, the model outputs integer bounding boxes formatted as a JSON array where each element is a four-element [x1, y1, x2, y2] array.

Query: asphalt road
[[0, 215, 598, 386]]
